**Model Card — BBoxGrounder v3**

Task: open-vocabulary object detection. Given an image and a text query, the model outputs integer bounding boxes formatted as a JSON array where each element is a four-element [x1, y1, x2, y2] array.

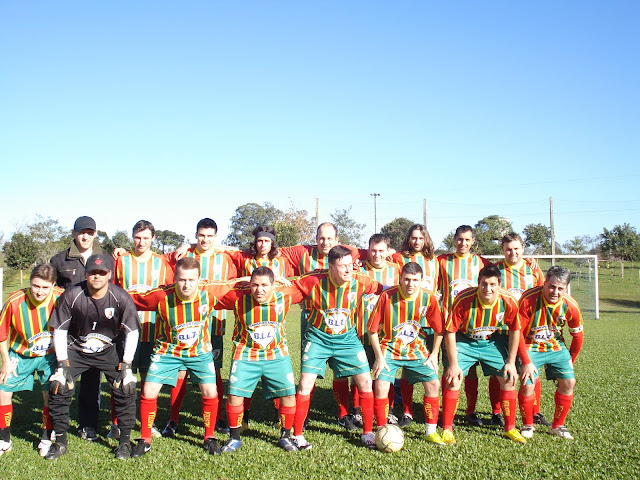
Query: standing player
[[437, 225, 491, 427], [518, 266, 583, 440], [0, 264, 63, 457], [289, 246, 384, 450], [440, 265, 535, 445], [368, 262, 445, 445], [215, 267, 298, 452], [127, 258, 237, 457], [109, 220, 174, 439], [45, 254, 140, 460], [390, 224, 440, 427]]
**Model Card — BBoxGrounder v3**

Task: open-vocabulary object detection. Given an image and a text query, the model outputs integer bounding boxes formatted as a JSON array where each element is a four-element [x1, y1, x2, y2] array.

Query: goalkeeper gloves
[[113, 362, 136, 396], [49, 360, 74, 395]]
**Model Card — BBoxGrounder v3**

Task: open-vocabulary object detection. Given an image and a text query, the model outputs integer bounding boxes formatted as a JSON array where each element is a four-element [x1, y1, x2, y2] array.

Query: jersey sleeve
[[203, 281, 236, 301], [367, 291, 387, 333], [424, 295, 444, 333], [360, 274, 384, 295], [502, 294, 521, 331], [161, 257, 175, 285], [278, 245, 307, 275], [445, 296, 464, 332], [278, 284, 305, 304], [0, 298, 15, 342], [118, 289, 141, 333], [214, 288, 243, 310], [129, 287, 167, 311]]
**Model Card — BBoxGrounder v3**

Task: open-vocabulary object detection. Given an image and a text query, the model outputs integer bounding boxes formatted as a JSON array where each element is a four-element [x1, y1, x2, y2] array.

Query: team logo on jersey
[[394, 321, 420, 346], [508, 288, 524, 301], [79, 333, 112, 353], [28, 332, 52, 356], [151, 269, 160, 281], [213, 265, 223, 275], [365, 294, 379, 312], [130, 284, 151, 293], [347, 292, 357, 304], [419, 306, 428, 317], [325, 308, 349, 334], [422, 279, 433, 290], [199, 305, 209, 316], [104, 307, 115, 319], [451, 279, 474, 299], [470, 266, 480, 274], [531, 326, 555, 341], [249, 322, 277, 349], [469, 326, 497, 340], [525, 274, 534, 285], [175, 321, 202, 347], [496, 313, 504, 322], [275, 304, 284, 316]]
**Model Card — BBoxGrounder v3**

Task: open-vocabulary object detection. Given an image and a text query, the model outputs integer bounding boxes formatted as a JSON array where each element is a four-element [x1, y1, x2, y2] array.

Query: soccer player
[[390, 224, 440, 427], [368, 262, 445, 445], [109, 220, 174, 439], [214, 267, 298, 452], [46, 254, 140, 460], [440, 265, 535, 445], [518, 266, 583, 440], [127, 257, 237, 457], [288, 246, 384, 450], [0, 264, 63, 457], [437, 225, 491, 427], [495, 232, 549, 427]]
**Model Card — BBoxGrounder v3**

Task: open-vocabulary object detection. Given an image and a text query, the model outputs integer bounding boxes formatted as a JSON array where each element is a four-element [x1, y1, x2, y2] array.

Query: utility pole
[[315, 198, 319, 231], [550, 196, 555, 266], [371, 193, 380, 232]]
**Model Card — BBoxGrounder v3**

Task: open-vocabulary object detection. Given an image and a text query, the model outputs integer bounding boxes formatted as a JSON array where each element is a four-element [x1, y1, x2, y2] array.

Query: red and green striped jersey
[[391, 252, 439, 292], [215, 286, 292, 361], [354, 260, 401, 340], [518, 286, 583, 353], [129, 282, 233, 358], [437, 253, 491, 316], [290, 271, 383, 335], [228, 250, 293, 278], [279, 245, 361, 276], [0, 287, 63, 357], [495, 259, 544, 301], [368, 286, 443, 360], [446, 287, 520, 340], [114, 251, 174, 343]]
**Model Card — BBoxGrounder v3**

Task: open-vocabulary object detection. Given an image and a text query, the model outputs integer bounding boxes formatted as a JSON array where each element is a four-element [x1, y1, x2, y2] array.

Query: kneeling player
[[368, 262, 445, 444], [440, 265, 535, 445], [215, 267, 298, 452], [518, 266, 583, 440], [0, 264, 63, 457]]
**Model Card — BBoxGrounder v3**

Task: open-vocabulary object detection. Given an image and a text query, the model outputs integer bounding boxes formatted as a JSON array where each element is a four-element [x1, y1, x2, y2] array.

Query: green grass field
[[1, 268, 639, 479]]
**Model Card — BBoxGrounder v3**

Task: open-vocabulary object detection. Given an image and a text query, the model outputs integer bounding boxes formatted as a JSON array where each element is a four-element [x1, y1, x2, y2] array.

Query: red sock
[[360, 391, 374, 434], [202, 396, 219, 440], [552, 392, 573, 428], [42, 406, 53, 430], [333, 378, 350, 418], [351, 383, 360, 409], [374, 396, 389, 427], [226, 402, 244, 429], [273, 398, 281, 410], [489, 377, 501, 414], [423, 396, 439, 426], [500, 390, 517, 431], [387, 383, 395, 410], [216, 374, 225, 418], [109, 395, 118, 424], [533, 378, 542, 414], [169, 376, 187, 423], [400, 377, 414, 416], [244, 396, 253, 413], [140, 395, 157, 443], [518, 391, 535, 426], [464, 376, 479, 414], [279, 404, 296, 430], [294, 393, 311, 436], [0, 404, 12, 428], [442, 387, 459, 431]]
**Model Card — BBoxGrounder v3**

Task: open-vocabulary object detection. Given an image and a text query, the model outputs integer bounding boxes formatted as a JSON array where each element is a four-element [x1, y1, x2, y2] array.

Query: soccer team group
[[0, 214, 584, 460]]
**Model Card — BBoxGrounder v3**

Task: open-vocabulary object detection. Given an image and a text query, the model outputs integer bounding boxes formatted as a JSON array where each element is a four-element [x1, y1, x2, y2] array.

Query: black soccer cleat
[[490, 413, 504, 427], [533, 413, 552, 427], [203, 437, 222, 455], [337, 415, 358, 431], [465, 412, 483, 427], [44, 443, 67, 460], [131, 439, 151, 458], [398, 413, 413, 428], [114, 442, 132, 460], [162, 421, 179, 438]]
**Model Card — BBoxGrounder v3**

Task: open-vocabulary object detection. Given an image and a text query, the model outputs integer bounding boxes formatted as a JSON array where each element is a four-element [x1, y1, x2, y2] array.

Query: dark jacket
[[50, 240, 113, 289]]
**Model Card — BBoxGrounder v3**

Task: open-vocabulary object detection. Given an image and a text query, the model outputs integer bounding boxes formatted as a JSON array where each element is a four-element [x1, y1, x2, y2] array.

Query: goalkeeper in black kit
[[46, 254, 140, 460]]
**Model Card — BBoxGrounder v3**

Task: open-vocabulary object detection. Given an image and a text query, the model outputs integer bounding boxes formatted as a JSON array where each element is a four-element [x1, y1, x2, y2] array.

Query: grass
[[1, 269, 639, 479]]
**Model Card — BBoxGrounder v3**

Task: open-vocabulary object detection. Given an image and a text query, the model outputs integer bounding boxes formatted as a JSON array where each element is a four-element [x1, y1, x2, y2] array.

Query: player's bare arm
[[367, 331, 389, 379]]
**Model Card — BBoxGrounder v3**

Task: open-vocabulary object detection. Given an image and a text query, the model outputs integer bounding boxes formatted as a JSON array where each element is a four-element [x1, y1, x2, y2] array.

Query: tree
[[600, 224, 640, 261], [3, 232, 38, 285], [330, 206, 366, 248], [111, 230, 133, 252], [380, 217, 415, 251], [563, 236, 587, 255], [154, 230, 187, 254], [274, 203, 315, 247], [473, 215, 514, 255], [523, 223, 551, 254], [225, 202, 283, 248], [25, 215, 71, 263], [439, 230, 456, 253]]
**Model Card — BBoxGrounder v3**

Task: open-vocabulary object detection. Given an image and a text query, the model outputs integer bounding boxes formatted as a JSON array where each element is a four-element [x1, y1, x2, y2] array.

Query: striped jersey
[[290, 271, 383, 335], [114, 251, 174, 342], [495, 259, 544, 301], [446, 287, 520, 340], [437, 253, 491, 316], [0, 287, 63, 357], [228, 250, 293, 278], [518, 286, 583, 353], [215, 286, 292, 361], [129, 282, 233, 358], [355, 260, 401, 340], [368, 286, 443, 360], [391, 252, 439, 292]]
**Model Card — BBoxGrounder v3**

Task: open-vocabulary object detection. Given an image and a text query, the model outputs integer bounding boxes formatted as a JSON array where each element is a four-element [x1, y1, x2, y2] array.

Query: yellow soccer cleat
[[425, 432, 445, 445], [441, 429, 456, 445], [504, 428, 527, 443]]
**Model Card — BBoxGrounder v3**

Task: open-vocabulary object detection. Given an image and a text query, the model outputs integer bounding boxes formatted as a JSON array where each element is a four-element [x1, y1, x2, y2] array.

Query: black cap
[[74, 216, 96, 232], [85, 254, 112, 273]]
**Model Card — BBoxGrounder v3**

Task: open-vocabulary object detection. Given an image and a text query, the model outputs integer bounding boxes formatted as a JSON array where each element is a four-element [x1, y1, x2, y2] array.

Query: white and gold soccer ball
[[375, 424, 404, 452]]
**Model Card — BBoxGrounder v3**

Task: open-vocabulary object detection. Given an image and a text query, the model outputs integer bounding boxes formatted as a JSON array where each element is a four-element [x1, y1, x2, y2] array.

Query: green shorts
[[132, 341, 154, 374], [146, 352, 217, 386], [443, 334, 509, 378], [211, 335, 224, 370], [301, 327, 370, 379], [0, 351, 55, 392], [300, 309, 310, 356], [525, 347, 575, 383], [228, 356, 296, 399], [377, 357, 438, 385]]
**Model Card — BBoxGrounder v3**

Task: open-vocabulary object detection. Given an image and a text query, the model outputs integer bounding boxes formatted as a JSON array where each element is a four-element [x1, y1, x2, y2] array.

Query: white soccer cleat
[[293, 435, 312, 450], [38, 439, 52, 457], [520, 425, 535, 439], [0, 440, 12, 456], [550, 426, 574, 440], [361, 432, 377, 449]]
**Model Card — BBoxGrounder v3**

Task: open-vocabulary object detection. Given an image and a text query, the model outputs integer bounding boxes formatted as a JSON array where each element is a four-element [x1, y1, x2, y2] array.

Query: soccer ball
[[375, 424, 404, 452]]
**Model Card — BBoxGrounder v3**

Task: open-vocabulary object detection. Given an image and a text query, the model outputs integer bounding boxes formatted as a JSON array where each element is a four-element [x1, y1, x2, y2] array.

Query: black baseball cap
[[85, 254, 112, 273], [74, 216, 96, 231]]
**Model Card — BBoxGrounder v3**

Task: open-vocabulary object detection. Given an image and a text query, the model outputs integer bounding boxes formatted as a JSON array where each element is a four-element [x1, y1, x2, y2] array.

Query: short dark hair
[[317, 222, 338, 238], [501, 232, 523, 247], [478, 265, 501, 283], [328, 245, 352, 265], [249, 225, 279, 260], [175, 257, 200, 275], [400, 224, 435, 259], [132, 220, 155, 237], [546, 266, 571, 285], [369, 233, 390, 248], [30, 263, 57, 283], [454, 225, 474, 239], [401, 261, 423, 277], [196, 218, 218, 233], [251, 266, 275, 284]]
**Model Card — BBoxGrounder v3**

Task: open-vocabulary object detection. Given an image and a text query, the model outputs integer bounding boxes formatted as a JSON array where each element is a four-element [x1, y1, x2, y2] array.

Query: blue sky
[[1, 1, 638, 248]]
